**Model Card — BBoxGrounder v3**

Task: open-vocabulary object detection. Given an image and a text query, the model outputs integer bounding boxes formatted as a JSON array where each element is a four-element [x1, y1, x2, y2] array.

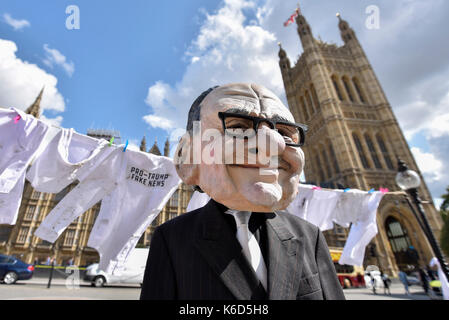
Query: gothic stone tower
[[278, 12, 444, 274]]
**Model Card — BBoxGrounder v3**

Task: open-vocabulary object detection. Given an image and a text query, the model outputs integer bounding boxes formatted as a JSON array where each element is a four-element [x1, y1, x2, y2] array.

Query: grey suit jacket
[[140, 199, 345, 300]]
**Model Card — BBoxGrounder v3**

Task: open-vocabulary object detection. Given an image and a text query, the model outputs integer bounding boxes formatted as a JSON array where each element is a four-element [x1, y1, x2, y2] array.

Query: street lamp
[[396, 159, 449, 282]]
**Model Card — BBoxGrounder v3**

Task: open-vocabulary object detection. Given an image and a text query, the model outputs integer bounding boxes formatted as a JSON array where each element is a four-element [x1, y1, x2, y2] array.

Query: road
[[0, 278, 140, 300], [343, 282, 436, 300], [0, 278, 439, 300]]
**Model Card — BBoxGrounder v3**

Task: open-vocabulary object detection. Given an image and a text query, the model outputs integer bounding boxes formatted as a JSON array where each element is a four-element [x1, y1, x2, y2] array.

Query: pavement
[[342, 282, 439, 300], [0, 277, 141, 300], [0, 277, 442, 300]]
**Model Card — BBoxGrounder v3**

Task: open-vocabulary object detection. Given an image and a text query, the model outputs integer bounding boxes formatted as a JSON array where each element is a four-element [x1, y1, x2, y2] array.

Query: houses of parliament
[[278, 10, 443, 274], [0, 10, 444, 276]]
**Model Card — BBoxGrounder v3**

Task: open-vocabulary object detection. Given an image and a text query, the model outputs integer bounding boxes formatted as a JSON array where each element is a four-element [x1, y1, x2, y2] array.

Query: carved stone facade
[[278, 13, 443, 275]]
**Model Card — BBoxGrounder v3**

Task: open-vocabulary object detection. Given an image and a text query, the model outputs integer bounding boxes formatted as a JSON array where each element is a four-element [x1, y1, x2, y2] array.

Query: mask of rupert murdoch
[[174, 83, 307, 212]]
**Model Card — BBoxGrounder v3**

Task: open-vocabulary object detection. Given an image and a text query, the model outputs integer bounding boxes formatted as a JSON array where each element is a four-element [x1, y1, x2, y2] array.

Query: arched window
[[331, 76, 344, 101], [352, 133, 370, 169], [328, 143, 340, 174], [315, 153, 326, 182], [321, 148, 333, 179], [352, 77, 366, 103], [306, 90, 316, 114], [386, 217, 411, 252], [310, 84, 320, 110], [300, 96, 310, 121], [365, 134, 382, 169], [376, 134, 394, 170], [342, 76, 355, 102], [170, 190, 179, 207]]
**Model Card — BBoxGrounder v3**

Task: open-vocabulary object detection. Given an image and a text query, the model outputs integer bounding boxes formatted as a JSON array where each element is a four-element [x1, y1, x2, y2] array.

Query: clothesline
[[299, 183, 407, 196], [187, 185, 399, 267], [1, 107, 181, 275]]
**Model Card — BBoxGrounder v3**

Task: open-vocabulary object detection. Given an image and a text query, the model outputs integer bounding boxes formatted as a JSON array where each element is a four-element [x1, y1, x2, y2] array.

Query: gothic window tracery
[[305, 90, 316, 114], [331, 75, 344, 101], [352, 133, 370, 169], [328, 143, 340, 174], [352, 77, 366, 103], [315, 152, 326, 182], [376, 134, 395, 170], [365, 134, 382, 169], [300, 96, 310, 121], [342, 76, 355, 102], [310, 84, 320, 110]]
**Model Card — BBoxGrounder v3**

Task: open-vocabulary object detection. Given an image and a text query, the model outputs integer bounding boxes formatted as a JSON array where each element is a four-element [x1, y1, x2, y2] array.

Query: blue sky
[[0, 0, 221, 145], [1, 0, 449, 207]]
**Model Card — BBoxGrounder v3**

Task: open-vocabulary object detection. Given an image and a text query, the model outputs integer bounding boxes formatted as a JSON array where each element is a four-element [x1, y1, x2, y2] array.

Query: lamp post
[[395, 159, 449, 282]]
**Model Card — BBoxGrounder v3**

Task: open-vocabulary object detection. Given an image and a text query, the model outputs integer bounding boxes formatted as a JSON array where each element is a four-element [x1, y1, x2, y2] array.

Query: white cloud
[[143, 114, 175, 130], [2, 13, 30, 30], [434, 198, 443, 211], [40, 115, 63, 127], [395, 83, 449, 141], [125, 139, 141, 152], [411, 147, 443, 183], [43, 44, 75, 77], [0, 38, 65, 117], [143, 0, 284, 132]]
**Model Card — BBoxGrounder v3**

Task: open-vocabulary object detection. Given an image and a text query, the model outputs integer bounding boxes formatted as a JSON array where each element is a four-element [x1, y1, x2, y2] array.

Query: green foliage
[[440, 187, 449, 257], [441, 186, 449, 212], [441, 212, 449, 257]]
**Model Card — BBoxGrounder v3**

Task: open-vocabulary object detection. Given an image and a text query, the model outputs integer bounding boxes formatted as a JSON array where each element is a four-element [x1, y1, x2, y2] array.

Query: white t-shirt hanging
[[87, 150, 181, 274], [339, 191, 384, 266], [26, 127, 114, 193], [333, 189, 368, 228], [286, 185, 341, 231], [0, 108, 49, 224], [34, 147, 127, 242], [286, 184, 315, 221], [32, 147, 181, 274]]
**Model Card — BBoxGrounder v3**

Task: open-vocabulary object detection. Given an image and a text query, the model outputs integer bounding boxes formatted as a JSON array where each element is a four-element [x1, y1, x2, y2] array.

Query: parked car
[[83, 248, 149, 287], [0, 254, 34, 284]]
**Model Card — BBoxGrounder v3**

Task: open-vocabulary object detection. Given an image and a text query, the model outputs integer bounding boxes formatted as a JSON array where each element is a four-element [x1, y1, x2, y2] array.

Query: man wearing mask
[[140, 83, 345, 300]]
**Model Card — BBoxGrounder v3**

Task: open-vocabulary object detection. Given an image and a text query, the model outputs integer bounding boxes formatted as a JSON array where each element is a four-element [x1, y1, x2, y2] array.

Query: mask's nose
[[255, 126, 285, 166]]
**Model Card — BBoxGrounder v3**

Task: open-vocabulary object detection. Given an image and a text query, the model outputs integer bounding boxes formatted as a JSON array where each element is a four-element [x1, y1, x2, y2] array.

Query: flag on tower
[[283, 8, 300, 27]]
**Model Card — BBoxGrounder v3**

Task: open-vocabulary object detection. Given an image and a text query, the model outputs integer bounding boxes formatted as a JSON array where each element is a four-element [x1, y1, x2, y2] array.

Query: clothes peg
[[368, 188, 375, 194], [123, 140, 129, 152], [379, 187, 389, 194], [344, 188, 351, 192], [14, 115, 21, 124], [108, 137, 115, 146], [312, 186, 321, 190]]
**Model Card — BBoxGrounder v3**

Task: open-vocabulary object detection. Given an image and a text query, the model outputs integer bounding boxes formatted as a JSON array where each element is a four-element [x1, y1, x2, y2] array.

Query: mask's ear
[[174, 132, 199, 185]]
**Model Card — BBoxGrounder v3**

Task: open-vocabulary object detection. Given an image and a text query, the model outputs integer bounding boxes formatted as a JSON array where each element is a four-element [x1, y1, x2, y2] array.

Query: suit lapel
[[194, 200, 261, 300], [266, 212, 304, 300]]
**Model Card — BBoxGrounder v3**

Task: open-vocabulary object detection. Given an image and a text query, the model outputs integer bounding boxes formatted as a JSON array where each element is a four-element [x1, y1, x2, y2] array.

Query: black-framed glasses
[[218, 111, 308, 147]]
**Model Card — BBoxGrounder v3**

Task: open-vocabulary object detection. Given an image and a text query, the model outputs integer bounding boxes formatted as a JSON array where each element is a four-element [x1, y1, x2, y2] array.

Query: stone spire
[[278, 42, 291, 68], [336, 13, 356, 44], [164, 138, 170, 157], [149, 138, 161, 156], [295, 6, 316, 51], [140, 135, 147, 152], [25, 87, 44, 118]]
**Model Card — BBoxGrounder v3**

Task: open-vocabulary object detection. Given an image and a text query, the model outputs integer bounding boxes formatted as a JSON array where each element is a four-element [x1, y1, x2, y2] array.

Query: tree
[[440, 187, 449, 257], [441, 186, 449, 212]]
